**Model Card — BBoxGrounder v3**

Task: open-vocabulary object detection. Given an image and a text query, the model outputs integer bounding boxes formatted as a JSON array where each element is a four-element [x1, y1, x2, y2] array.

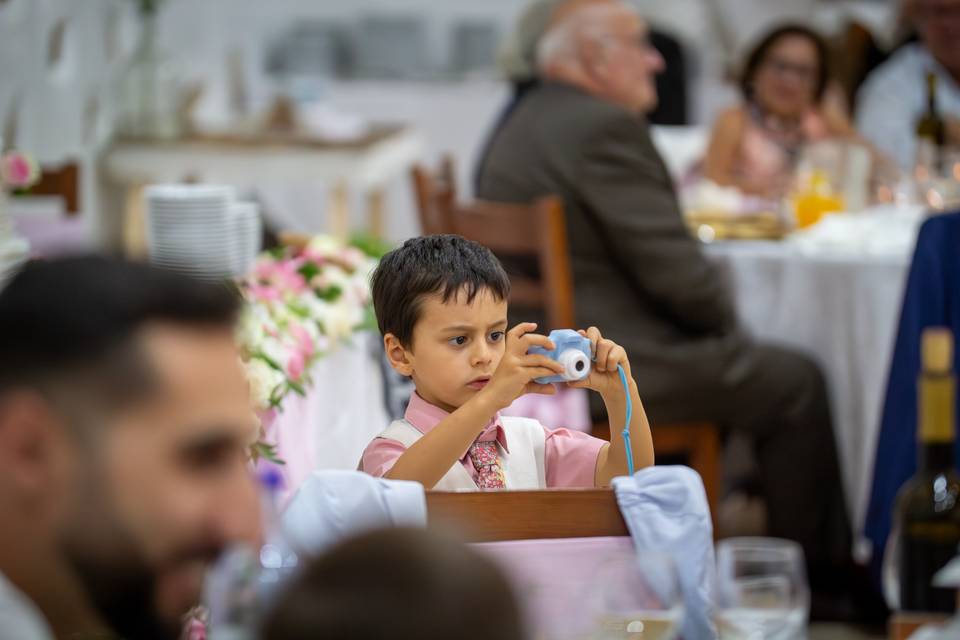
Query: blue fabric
[[613, 466, 717, 640], [865, 211, 960, 586]]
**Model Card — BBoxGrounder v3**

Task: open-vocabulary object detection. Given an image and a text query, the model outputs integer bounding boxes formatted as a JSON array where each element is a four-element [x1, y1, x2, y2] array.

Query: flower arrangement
[[1, 150, 40, 192], [237, 235, 381, 464]]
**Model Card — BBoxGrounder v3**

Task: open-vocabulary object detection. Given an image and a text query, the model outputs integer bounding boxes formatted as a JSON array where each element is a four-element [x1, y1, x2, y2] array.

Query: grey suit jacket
[[476, 82, 747, 406]]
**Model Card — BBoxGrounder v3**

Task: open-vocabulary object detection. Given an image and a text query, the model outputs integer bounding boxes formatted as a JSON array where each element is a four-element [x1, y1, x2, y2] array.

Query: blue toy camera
[[528, 329, 593, 384]]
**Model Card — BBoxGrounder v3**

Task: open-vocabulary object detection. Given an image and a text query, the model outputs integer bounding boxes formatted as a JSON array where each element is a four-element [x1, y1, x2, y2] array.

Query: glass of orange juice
[[791, 169, 845, 229]]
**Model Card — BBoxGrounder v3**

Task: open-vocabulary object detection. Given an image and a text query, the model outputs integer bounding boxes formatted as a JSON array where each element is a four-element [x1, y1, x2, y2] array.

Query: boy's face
[[387, 288, 508, 413]]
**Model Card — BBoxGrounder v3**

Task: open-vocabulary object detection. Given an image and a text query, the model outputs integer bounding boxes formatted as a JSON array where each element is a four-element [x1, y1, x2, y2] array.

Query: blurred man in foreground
[[0, 257, 259, 639]]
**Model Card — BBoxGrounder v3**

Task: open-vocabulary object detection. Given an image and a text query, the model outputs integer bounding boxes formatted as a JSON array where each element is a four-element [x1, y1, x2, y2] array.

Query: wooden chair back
[[411, 158, 575, 329], [426, 489, 628, 542], [410, 155, 456, 236], [30, 161, 80, 214]]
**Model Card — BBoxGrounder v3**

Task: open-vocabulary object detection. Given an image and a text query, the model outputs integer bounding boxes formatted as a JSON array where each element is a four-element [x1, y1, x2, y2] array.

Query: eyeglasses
[[601, 32, 657, 54], [763, 57, 817, 83]]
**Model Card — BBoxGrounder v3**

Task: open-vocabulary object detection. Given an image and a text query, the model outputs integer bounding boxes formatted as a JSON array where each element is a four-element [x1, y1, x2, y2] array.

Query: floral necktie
[[468, 441, 506, 489]]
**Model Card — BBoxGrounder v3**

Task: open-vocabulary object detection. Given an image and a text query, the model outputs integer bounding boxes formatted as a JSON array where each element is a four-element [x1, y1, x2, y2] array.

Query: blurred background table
[[706, 207, 924, 558], [101, 125, 425, 254]]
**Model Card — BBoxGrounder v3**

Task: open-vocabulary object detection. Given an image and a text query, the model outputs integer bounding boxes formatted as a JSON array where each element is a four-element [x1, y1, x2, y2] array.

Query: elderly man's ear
[[584, 40, 611, 76]]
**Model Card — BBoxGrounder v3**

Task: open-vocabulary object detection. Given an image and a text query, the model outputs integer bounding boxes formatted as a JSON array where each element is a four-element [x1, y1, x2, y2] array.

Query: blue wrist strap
[[617, 364, 635, 476]]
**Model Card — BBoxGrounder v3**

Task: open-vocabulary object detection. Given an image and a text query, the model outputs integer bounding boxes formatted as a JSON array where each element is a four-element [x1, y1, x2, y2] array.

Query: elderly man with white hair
[[476, 1, 860, 614]]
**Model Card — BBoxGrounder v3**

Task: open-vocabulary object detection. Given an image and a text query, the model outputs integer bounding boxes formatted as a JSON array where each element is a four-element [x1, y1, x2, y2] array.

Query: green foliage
[[350, 233, 393, 259]]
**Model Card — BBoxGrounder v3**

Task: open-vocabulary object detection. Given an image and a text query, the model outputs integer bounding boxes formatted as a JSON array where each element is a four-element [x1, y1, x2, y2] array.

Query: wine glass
[[715, 538, 809, 640], [588, 549, 684, 640]]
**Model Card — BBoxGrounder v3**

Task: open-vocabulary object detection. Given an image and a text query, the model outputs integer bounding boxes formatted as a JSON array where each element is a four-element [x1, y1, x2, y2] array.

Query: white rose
[[259, 335, 290, 372], [236, 304, 267, 350], [306, 234, 340, 256], [246, 357, 285, 409], [324, 300, 363, 341]]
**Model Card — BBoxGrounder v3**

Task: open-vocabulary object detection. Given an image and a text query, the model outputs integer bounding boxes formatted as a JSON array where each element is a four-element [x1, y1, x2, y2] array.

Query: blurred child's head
[[260, 527, 527, 640], [371, 235, 511, 412]]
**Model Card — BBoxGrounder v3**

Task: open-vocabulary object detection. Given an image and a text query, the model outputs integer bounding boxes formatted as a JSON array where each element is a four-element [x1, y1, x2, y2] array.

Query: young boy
[[360, 235, 654, 490]]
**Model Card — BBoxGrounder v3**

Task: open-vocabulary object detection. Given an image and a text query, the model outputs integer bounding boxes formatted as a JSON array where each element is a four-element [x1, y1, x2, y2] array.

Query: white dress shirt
[[0, 571, 53, 640], [856, 43, 960, 171]]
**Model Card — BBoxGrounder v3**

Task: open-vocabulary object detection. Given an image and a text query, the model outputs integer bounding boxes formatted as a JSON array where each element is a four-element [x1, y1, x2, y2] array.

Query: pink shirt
[[361, 392, 607, 488]]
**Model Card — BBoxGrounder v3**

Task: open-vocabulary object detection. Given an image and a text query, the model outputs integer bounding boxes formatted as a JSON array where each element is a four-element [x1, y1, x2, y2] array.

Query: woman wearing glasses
[[703, 25, 857, 198]]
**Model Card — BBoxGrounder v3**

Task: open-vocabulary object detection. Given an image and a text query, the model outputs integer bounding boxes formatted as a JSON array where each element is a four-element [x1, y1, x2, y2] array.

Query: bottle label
[[919, 377, 955, 443]]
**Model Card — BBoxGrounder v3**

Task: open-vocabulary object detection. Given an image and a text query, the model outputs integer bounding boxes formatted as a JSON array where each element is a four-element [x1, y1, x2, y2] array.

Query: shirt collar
[[404, 392, 510, 457]]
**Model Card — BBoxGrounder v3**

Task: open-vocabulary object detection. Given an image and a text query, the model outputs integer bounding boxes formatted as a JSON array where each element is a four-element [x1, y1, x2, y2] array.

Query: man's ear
[[0, 391, 68, 501], [384, 333, 415, 377], [583, 39, 609, 78]]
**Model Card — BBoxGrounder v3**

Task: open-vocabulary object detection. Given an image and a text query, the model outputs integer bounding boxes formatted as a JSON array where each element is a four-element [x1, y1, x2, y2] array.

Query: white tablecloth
[[705, 213, 920, 552]]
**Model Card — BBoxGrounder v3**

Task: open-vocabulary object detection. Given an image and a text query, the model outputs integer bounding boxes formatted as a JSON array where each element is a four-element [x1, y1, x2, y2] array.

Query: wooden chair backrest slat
[[410, 157, 575, 330], [426, 489, 628, 542]]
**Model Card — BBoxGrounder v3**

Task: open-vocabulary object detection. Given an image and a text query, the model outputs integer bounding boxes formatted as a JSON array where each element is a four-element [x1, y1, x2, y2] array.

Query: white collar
[[0, 570, 55, 640]]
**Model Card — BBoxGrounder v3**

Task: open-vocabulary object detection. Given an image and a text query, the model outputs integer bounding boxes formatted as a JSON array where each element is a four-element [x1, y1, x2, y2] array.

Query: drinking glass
[[715, 538, 809, 640], [588, 549, 684, 640]]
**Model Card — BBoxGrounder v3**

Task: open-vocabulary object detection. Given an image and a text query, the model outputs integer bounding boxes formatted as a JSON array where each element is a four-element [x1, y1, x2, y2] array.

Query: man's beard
[[64, 541, 180, 640], [61, 517, 223, 640]]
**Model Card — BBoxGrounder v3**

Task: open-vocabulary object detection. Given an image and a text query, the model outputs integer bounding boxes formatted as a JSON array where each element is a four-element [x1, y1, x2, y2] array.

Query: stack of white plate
[[146, 185, 262, 280], [229, 201, 262, 277]]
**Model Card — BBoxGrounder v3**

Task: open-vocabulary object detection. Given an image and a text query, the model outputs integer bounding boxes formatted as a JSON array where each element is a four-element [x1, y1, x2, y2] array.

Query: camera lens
[[557, 349, 591, 381]]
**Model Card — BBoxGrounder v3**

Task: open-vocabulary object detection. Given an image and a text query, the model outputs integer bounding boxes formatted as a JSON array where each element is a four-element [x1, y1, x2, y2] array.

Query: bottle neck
[[918, 372, 956, 471], [926, 73, 939, 115], [921, 442, 955, 472]]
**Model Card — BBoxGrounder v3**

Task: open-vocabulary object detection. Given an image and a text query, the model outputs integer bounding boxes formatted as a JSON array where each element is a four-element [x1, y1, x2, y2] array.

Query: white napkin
[[282, 470, 426, 556], [613, 466, 717, 640]]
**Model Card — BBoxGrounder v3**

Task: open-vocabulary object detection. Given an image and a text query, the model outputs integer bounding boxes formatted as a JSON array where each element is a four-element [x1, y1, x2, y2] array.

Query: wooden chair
[[29, 161, 80, 215], [411, 158, 722, 527], [426, 488, 628, 542], [411, 155, 456, 236], [589, 420, 721, 530], [411, 159, 574, 329]]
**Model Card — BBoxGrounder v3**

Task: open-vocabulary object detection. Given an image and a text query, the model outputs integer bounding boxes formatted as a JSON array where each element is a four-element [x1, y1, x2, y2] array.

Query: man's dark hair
[[370, 235, 511, 347], [740, 24, 831, 103], [260, 528, 526, 640], [0, 255, 241, 409]]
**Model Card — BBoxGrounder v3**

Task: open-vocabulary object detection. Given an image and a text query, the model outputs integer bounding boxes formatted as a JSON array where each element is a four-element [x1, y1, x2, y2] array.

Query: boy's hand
[[480, 323, 565, 411], [568, 327, 633, 398]]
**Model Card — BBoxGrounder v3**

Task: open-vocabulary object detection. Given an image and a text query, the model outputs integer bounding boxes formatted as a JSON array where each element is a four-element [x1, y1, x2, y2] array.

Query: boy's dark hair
[[260, 527, 527, 640], [0, 255, 240, 410], [370, 235, 511, 347], [740, 24, 831, 103]]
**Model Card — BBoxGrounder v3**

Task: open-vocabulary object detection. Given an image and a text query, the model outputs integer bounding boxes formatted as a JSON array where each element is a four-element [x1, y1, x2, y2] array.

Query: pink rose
[[1, 152, 38, 189], [184, 618, 206, 640], [249, 284, 281, 302], [301, 246, 329, 264], [286, 350, 306, 381], [290, 322, 315, 359]]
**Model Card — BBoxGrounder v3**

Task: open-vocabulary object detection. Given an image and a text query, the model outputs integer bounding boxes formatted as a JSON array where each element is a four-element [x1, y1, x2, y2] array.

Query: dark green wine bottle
[[896, 327, 960, 612], [915, 72, 946, 173]]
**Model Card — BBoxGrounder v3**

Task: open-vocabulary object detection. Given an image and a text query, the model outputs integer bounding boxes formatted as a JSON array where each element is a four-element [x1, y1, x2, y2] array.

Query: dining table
[[704, 206, 925, 560]]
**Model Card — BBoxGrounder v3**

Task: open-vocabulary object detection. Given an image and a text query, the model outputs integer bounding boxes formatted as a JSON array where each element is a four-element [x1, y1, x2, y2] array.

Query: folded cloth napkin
[[613, 466, 717, 640], [282, 470, 426, 555]]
